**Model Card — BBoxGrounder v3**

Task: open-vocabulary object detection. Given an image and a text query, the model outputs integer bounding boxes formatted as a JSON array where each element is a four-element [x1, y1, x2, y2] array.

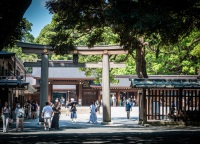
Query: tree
[[46, 0, 200, 78], [4, 18, 37, 73], [0, 0, 32, 50]]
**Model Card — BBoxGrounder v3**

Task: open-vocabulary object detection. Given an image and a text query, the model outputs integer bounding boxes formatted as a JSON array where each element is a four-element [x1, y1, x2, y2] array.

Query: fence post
[[142, 88, 147, 125]]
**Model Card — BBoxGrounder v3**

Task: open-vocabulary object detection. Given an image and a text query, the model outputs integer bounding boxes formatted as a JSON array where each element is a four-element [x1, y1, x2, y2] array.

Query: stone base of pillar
[[101, 122, 113, 125]]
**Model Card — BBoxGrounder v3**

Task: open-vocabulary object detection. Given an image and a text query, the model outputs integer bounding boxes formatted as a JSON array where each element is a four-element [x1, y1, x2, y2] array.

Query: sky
[[23, 0, 52, 38]]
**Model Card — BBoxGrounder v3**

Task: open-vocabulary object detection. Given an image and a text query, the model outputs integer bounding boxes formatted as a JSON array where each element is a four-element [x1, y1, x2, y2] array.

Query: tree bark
[[135, 37, 148, 78]]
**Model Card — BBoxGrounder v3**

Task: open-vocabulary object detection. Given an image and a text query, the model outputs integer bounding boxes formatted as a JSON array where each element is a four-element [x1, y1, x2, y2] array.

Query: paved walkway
[[1, 107, 200, 143], [7, 106, 140, 132]]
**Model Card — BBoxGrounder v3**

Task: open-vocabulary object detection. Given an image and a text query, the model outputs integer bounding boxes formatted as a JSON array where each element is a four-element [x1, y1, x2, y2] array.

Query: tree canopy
[[45, 0, 200, 78], [46, 0, 200, 50], [0, 0, 32, 50]]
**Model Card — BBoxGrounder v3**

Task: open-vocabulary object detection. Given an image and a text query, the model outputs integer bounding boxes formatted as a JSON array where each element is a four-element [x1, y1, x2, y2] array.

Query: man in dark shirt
[[31, 101, 37, 119]]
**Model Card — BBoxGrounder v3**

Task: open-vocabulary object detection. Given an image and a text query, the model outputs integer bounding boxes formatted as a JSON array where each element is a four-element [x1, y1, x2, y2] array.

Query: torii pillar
[[39, 52, 49, 122], [102, 52, 111, 124], [17, 42, 52, 123], [72, 47, 127, 124]]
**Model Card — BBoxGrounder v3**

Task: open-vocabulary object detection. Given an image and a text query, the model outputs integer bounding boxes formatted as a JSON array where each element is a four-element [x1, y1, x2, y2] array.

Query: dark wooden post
[[142, 88, 147, 125]]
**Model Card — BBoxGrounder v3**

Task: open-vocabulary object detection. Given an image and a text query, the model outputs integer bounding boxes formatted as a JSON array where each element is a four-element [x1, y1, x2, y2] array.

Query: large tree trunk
[[136, 45, 148, 78]]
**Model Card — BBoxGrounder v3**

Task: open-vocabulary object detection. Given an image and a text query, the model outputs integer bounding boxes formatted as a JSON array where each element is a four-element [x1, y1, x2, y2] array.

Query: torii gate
[[17, 42, 127, 125]]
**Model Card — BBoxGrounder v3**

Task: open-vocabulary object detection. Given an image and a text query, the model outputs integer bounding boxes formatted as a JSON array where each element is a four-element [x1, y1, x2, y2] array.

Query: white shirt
[[42, 105, 53, 118], [15, 107, 25, 118], [2, 106, 10, 113]]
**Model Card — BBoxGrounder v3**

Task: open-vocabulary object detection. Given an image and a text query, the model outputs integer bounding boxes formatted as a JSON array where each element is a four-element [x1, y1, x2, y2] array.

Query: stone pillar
[[48, 84, 53, 103], [101, 53, 112, 125], [39, 53, 48, 123], [97, 89, 101, 102]]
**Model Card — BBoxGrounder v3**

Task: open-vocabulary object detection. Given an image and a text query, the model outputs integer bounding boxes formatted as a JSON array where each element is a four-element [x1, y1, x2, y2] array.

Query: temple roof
[[130, 78, 200, 88]]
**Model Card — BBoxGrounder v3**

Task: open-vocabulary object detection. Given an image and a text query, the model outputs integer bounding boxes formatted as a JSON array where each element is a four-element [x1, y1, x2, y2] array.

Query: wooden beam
[[24, 62, 126, 68], [50, 81, 79, 85], [17, 42, 128, 55], [17, 42, 53, 54]]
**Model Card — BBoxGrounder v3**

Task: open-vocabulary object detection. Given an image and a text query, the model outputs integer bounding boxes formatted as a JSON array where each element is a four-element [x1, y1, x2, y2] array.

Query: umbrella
[[67, 101, 78, 106]]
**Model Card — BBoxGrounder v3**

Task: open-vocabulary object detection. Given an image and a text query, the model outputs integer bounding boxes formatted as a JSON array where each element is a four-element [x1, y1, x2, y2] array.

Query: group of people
[[65, 100, 100, 124], [1, 100, 39, 133], [24, 100, 39, 119], [1, 97, 134, 133], [41, 101, 61, 131]]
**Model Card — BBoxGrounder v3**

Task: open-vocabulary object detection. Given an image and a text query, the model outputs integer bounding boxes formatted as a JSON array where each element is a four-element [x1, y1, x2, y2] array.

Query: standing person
[[15, 103, 25, 132], [123, 97, 126, 106], [60, 97, 65, 107], [41, 102, 53, 131], [70, 103, 77, 122], [51, 102, 61, 129], [129, 97, 133, 111], [1, 102, 11, 133], [35, 101, 39, 118], [27, 100, 32, 119], [125, 101, 132, 119], [65, 101, 70, 116], [95, 100, 100, 114], [24, 100, 29, 118], [31, 101, 37, 119], [87, 102, 97, 123]]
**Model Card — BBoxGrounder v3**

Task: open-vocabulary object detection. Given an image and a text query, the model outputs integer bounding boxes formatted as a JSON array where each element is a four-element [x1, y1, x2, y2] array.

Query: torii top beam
[[17, 42, 128, 55]]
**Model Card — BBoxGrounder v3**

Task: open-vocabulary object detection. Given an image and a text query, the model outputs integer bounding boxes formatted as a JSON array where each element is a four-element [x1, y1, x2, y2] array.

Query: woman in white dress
[[87, 102, 97, 123]]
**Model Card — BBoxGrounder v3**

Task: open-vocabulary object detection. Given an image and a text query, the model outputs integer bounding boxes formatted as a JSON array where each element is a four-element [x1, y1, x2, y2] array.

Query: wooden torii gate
[[17, 42, 127, 124]]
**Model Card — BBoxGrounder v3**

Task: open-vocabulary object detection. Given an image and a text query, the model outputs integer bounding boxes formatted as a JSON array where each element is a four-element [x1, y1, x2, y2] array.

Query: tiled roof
[[32, 67, 92, 78]]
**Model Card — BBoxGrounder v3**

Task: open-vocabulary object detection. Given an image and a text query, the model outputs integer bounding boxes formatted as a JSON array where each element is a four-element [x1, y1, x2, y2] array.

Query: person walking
[[15, 103, 25, 132], [51, 102, 61, 129], [70, 103, 77, 122], [87, 102, 97, 123], [125, 101, 132, 119], [41, 102, 53, 131], [24, 100, 29, 118], [1, 102, 11, 133]]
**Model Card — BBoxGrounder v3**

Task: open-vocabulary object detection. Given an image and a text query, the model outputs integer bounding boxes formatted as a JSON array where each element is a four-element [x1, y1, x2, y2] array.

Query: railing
[[145, 88, 200, 122]]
